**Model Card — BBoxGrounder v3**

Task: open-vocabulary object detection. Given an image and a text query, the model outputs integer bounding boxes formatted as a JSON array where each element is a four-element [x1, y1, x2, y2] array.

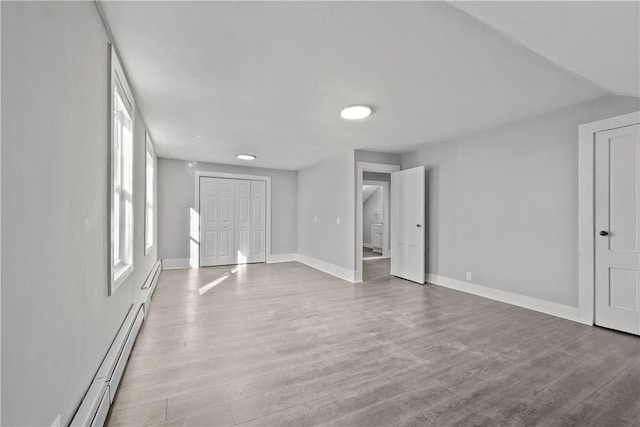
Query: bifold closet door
[[249, 180, 266, 263], [200, 177, 266, 267]]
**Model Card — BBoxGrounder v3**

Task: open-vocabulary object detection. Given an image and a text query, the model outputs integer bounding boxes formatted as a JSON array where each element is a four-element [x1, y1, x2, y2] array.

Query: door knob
[[599, 230, 609, 236], [417, 224, 422, 228]]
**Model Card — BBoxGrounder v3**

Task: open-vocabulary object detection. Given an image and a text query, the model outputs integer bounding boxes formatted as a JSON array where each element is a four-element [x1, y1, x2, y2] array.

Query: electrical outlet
[[466, 272, 472, 281], [51, 415, 61, 427], [336, 217, 341, 224], [314, 215, 318, 223]]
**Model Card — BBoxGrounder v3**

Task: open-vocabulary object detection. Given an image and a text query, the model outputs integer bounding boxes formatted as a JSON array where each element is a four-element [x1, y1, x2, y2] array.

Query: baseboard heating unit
[[70, 259, 161, 427]]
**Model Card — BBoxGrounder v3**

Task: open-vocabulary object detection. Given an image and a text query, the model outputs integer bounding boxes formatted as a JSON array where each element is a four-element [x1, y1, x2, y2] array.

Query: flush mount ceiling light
[[236, 154, 256, 160], [340, 105, 372, 120]]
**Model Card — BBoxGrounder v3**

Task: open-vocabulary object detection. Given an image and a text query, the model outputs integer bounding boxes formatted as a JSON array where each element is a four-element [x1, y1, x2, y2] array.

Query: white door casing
[[595, 124, 640, 335], [199, 177, 218, 267], [250, 180, 266, 263], [390, 166, 425, 284]]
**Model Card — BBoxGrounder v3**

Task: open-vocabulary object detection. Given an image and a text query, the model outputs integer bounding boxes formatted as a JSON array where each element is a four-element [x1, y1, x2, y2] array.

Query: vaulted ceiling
[[100, 1, 639, 170], [451, 1, 640, 97]]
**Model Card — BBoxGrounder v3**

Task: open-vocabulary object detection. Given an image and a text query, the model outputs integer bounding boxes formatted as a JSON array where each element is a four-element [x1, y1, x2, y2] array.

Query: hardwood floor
[[107, 261, 640, 427], [362, 247, 377, 259], [363, 257, 390, 282]]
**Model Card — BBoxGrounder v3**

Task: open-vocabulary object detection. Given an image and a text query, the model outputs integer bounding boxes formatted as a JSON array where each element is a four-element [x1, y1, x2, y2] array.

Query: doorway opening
[[362, 180, 389, 281], [356, 162, 401, 282], [362, 181, 388, 260]]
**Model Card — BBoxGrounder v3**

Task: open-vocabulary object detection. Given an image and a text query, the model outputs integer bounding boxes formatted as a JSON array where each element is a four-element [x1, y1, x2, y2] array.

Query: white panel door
[[235, 179, 251, 264], [249, 180, 266, 263], [390, 167, 425, 284], [199, 177, 218, 267], [595, 124, 640, 335], [217, 178, 235, 265]]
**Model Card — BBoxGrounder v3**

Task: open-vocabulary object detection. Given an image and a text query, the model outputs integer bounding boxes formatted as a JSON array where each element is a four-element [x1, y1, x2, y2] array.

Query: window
[[110, 47, 135, 294], [145, 132, 155, 254]]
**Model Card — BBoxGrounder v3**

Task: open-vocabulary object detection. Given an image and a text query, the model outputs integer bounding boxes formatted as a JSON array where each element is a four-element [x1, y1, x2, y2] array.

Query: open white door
[[595, 124, 640, 335], [390, 166, 425, 284]]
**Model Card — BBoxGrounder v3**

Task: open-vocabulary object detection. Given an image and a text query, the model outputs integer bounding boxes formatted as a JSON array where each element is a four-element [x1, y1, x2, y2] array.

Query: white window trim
[[110, 46, 135, 294], [145, 132, 155, 255]]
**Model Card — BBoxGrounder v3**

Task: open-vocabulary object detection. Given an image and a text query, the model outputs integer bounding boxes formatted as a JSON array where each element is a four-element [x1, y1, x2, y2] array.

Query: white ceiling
[[99, 1, 635, 171], [451, 1, 640, 97]]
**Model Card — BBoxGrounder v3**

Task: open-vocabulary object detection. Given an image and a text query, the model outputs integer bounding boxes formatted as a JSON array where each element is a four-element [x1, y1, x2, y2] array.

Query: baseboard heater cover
[[143, 259, 161, 290], [71, 303, 143, 426], [71, 260, 161, 427], [142, 260, 162, 314], [69, 379, 109, 427]]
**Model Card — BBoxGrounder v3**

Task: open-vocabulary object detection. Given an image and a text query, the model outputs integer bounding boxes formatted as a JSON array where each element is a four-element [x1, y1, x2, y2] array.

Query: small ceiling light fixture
[[236, 154, 256, 160], [340, 104, 372, 120]]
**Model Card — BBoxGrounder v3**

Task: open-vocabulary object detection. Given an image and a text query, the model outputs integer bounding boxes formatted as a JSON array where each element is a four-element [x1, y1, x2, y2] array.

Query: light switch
[[336, 217, 341, 224]]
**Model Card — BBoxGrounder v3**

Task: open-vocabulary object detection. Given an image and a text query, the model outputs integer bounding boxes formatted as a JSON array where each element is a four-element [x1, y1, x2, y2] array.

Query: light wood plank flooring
[[363, 257, 390, 282], [107, 261, 640, 427]]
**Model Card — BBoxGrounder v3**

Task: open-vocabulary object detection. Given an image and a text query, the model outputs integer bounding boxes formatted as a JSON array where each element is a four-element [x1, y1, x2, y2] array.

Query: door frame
[[363, 179, 389, 259], [356, 162, 401, 282], [578, 111, 640, 325], [194, 171, 272, 267]]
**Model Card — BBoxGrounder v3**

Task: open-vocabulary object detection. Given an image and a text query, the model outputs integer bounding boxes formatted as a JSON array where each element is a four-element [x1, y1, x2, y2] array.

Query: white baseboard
[[363, 255, 389, 261], [426, 274, 583, 324], [162, 258, 192, 270], [267, 253, 298, 263], [297, 254, 356, 283], [163, 254, 298, 268], [163, 254, 356, 283]]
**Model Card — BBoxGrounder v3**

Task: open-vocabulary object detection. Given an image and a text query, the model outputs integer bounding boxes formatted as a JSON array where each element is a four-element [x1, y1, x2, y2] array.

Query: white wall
[[402, 95, 640, 307], [1, 2, 158, 425], [363, 187, 383, 244], [158, 158, 297, 261], [298, 151, 355, 270], [355, 150, 401, 165], [363, 171, 391, 182]]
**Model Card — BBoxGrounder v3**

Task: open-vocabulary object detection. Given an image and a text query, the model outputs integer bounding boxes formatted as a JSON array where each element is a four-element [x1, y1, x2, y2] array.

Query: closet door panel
[[235, 180, 251, 264], [217, 179, 235, 265], [249, 180, 266, 263], [199, 177, 218, 266]]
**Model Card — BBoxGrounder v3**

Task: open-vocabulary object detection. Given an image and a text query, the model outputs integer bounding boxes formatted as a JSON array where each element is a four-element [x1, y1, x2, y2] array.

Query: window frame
[[144, 132, 155, 255], [110, 46, 135, 295]]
